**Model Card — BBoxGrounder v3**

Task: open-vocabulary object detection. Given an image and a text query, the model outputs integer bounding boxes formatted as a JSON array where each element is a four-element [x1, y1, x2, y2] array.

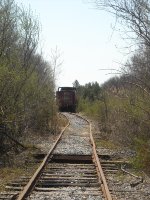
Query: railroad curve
[[1, 113, 112, 200]]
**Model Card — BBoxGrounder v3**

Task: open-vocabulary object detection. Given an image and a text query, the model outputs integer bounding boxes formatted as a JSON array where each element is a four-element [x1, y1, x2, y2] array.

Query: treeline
[[73, 80, 103, 116], [98, 54, 150, 172], [0, 0, 56, 149], [73, 80, 101, 101]]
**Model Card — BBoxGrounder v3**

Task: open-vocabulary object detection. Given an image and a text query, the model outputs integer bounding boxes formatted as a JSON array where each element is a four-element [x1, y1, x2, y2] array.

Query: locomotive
[[56, 87, 77, 112]]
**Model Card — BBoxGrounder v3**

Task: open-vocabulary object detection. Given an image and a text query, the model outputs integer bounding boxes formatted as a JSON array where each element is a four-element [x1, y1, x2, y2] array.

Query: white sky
[[16, 0, 128, 87]]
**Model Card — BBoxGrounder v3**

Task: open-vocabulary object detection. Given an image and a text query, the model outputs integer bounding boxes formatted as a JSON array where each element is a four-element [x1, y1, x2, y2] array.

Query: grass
[[95, 139, 118, 149]]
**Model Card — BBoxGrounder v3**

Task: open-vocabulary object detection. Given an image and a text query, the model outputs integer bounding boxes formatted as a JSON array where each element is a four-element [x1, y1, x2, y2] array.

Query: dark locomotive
[[56, 87, 77, 112]]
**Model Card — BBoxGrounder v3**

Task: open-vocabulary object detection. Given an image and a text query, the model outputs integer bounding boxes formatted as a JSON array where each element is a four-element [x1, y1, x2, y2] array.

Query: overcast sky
[[15, 0, 128, 87]]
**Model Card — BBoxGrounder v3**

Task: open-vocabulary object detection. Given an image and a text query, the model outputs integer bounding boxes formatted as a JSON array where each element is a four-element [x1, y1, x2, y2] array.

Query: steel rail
[[17, 114, 70, 200], [89, 123, 112, 200], [73, 113, 112, 200]]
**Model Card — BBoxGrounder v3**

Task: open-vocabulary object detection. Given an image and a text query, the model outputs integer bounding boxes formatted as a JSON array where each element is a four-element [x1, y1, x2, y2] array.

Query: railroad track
[[1, 113, 114, 200]]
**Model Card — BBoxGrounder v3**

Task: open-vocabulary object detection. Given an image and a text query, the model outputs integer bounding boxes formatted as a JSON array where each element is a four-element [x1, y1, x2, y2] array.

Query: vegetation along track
[[0, 113, 113, 200]]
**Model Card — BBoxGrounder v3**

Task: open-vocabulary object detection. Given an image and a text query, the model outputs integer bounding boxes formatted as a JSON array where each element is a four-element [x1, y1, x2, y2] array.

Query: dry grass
[[0, 167, 27, 192], [95, 139, 118, 149], [0, 146, 41, 192], [58, 113, 68, 128]]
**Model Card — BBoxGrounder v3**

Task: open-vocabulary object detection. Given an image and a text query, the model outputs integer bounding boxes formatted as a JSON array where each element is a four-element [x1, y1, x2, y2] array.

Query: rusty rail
[[17, 114, 69, 200], [74, 113, 112, 200], [89, 123, 112, 200]]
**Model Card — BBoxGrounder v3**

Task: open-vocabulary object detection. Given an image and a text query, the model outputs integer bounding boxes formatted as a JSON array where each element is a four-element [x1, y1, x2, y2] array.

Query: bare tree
[[0, 0, 18, 58], [49, 46, 63, 88], [93, 0, 150, 46]]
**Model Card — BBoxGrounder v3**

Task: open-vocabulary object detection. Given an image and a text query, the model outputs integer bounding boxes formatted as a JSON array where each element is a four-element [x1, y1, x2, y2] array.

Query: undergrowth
[[77, 88, 150, 174]]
